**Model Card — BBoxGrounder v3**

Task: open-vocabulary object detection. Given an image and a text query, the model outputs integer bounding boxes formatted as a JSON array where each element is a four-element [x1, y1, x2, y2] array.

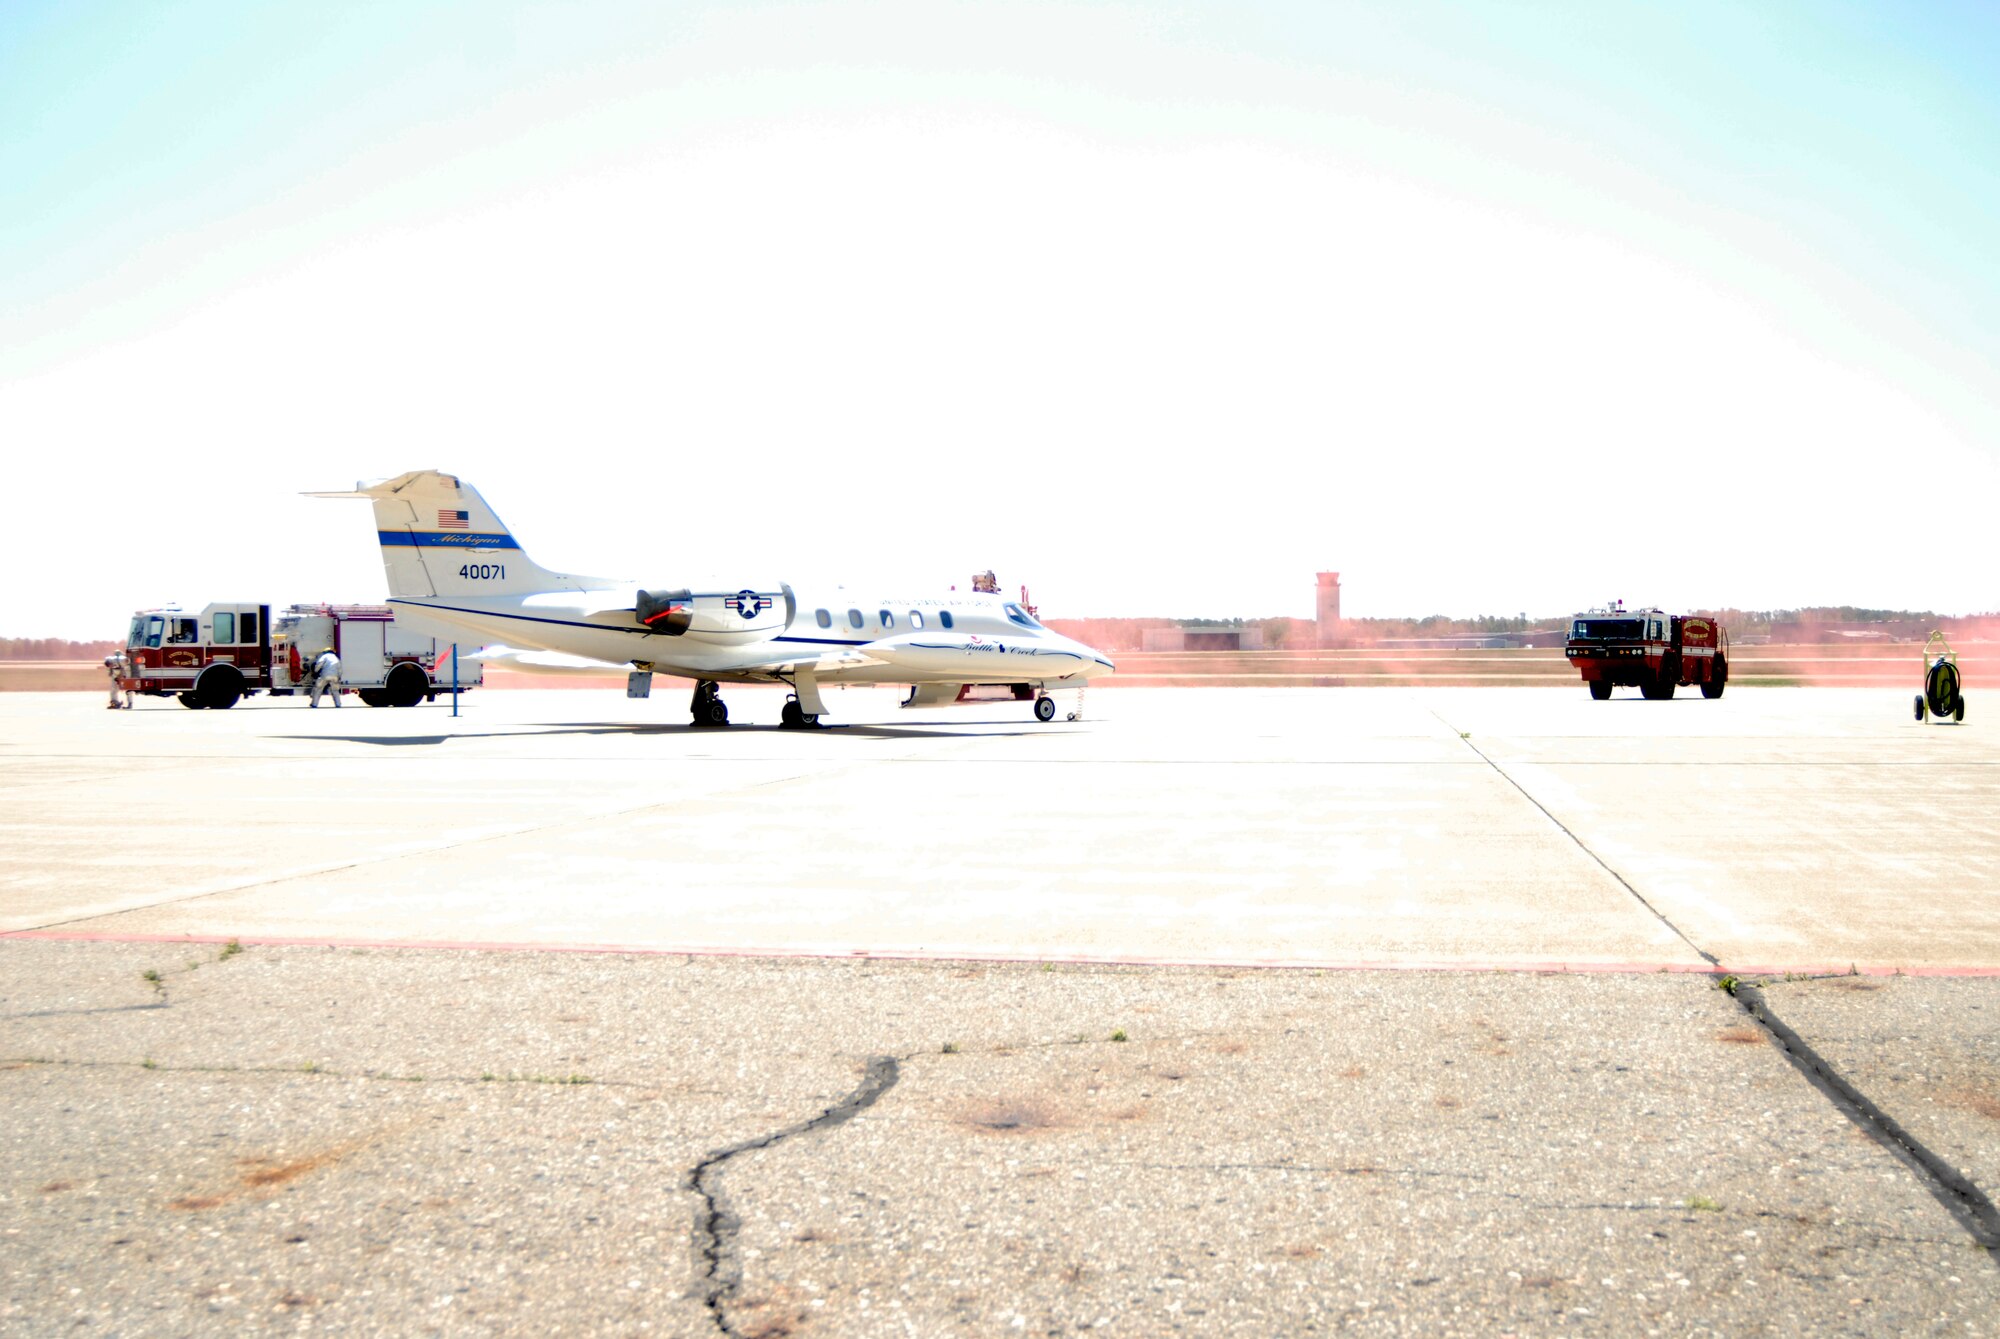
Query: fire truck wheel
[[196, 665, 243, 710], [385, 662, 430, 708], [1701, 657, 1728, 699], [357, 689, 390, 708], [1588, 679, 1613, 701], [179, 692, 205, 709]]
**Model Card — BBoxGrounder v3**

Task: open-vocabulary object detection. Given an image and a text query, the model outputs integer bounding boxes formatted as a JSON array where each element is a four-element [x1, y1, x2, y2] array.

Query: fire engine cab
[[123, 601, 480, 708], [1565, 602, 1728, 701]]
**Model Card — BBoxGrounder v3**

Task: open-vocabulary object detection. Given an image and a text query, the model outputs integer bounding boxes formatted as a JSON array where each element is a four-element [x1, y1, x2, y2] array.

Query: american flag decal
[[438, 509, 469, 530]]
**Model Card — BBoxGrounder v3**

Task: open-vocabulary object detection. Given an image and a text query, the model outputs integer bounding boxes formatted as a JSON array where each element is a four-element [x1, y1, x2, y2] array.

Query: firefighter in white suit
[[104, 652, 133, 709], [309, 649, 342, 707]]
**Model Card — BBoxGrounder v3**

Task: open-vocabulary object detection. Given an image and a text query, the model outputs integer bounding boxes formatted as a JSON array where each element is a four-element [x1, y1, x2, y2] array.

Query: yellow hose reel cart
[[1914, 631, 1965, 724]]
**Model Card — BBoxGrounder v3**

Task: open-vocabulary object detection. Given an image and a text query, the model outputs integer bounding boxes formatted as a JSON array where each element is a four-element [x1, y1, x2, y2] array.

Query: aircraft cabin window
[[879, 610, 894, 629], [213, 612, 235, 644], [847, 609, 864, 630], [910, 611, 925, 630], [939, 610, 954, 630], [815, 609, 831, 629]]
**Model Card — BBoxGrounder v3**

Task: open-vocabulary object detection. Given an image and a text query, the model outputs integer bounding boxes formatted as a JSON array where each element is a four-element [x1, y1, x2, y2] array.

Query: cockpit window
[[1003, 603, 1042, 630]]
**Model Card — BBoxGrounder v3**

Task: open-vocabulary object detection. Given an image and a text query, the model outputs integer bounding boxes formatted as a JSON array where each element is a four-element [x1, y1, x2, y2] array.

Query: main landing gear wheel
[[780, 697, 821, 730], [1588, 679, 1613, 701], [1034, 695, 1057, 723], [690, 680, 730, 727]]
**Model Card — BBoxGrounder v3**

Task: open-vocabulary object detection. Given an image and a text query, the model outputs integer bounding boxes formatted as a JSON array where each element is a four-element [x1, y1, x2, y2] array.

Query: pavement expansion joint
[[1434, 714, 1719, 970], [5, 777, 813, 938], [686, 1054, 902, 1337], [1728, 979, 2000, 1264], [1434, 706, 1999, 1267]]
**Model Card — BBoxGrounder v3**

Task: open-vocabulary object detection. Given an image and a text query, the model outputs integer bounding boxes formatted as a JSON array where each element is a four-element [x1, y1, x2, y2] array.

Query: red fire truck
[[1565, 604, 1728, 700], [122, 602, 479, 708]]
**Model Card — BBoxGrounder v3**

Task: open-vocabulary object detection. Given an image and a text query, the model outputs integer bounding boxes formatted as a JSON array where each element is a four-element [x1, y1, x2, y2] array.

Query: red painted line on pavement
[[4, 928, 1998, 977]]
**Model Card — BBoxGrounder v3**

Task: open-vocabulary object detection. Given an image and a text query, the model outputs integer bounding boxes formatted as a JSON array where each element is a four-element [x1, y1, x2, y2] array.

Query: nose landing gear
[[1032, 686, 1087, 723]]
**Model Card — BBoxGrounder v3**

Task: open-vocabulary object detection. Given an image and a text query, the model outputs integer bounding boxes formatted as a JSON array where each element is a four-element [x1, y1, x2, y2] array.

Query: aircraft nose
[[1068, 636, 1115, 676]]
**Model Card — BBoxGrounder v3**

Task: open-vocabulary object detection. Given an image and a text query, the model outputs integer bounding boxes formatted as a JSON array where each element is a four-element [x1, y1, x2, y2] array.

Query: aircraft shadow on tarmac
[[274, 719, 1044, 746]]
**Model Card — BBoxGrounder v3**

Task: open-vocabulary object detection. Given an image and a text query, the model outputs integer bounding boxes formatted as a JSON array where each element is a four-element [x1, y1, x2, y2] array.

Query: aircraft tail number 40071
[[312, 470, 1115, 727]]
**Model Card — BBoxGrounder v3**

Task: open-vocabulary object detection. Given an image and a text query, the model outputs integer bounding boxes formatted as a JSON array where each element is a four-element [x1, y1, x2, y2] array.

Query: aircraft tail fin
[[308, 471, 620, 598]]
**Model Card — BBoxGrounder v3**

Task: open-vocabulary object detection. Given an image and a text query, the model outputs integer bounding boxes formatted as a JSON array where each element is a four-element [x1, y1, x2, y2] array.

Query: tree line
[[0, 637, 120, 660]]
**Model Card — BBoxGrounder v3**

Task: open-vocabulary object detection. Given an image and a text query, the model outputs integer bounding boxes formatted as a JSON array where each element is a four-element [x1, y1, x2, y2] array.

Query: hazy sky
[[4, 0, 1996, 638]]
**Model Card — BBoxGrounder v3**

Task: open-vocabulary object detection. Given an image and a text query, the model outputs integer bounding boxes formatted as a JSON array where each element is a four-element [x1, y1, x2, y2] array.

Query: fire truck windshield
[[1573, 618, 1643, 641], [129, 616, 164, 649]]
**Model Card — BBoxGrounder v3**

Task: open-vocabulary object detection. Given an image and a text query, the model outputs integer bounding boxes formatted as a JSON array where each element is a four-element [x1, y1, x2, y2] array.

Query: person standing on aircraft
[[309, 649, 343, 707], [103, 651, 132, 709]]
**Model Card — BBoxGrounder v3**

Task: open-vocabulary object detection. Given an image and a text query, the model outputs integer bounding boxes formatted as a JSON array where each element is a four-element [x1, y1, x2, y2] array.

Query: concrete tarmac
[[2, 686, 1997, 1334]]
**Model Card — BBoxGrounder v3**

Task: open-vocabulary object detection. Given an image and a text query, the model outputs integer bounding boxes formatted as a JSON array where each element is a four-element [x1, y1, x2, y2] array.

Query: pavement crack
[[1730, 980, 2000, 1263], [0, 1056, 640, 1089], [1, 1003, 169, 1021], [687, 1055, 901, 1337]]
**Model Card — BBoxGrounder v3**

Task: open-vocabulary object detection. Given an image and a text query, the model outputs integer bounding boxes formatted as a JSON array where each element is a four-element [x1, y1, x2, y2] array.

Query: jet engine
[[636, 588, 693, 636]]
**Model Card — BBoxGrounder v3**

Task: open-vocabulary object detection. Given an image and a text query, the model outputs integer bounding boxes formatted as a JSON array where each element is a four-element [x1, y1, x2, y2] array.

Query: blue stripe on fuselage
[[379, 531, 521, 549]]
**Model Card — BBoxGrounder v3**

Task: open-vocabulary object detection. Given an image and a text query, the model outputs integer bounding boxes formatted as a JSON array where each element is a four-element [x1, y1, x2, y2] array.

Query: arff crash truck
[[122, 601, 481, 709], [1565, 605, 1728, 700]]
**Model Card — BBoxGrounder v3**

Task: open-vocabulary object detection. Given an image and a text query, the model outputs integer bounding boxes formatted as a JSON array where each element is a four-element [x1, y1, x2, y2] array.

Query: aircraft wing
[[713, 646, 891, 677], [470, 646, 634, 676]]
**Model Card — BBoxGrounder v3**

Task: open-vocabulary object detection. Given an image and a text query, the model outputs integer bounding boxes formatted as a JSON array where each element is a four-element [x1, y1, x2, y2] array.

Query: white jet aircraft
[[313, 470, 1114, 727]]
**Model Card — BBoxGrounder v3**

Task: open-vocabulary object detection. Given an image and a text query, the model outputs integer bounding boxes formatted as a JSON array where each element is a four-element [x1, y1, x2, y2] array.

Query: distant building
[[1142, 625, 1266, 652], [1316, 572, 1342, 646]]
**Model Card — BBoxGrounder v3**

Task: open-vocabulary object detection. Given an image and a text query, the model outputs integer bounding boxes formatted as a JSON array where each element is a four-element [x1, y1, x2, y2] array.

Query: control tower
[[1316, 572, 1341, 646]]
